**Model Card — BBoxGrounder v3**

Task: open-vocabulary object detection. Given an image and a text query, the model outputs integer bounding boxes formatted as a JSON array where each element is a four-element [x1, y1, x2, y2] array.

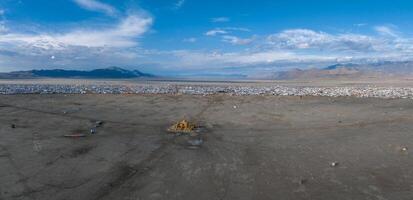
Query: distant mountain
[[176, 73, 248, 79], [271, 65, 362, 80], [270, 61, 413, 80], [0, 67, 155, 79], [322, 63, 358, 70]]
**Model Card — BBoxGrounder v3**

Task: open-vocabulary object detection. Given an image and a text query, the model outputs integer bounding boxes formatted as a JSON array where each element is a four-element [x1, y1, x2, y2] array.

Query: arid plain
[[1, 85, 413, 199]]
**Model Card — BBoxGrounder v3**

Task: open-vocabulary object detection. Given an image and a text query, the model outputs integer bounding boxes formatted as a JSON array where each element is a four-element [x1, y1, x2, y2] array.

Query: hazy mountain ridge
[[0, 67, 155, 79], [270, 61, 413, 80], [2, 61, 413, 80]]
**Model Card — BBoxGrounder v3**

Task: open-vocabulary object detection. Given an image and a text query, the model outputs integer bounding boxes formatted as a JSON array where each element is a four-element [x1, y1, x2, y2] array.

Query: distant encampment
[[0, 67, 155, 79]]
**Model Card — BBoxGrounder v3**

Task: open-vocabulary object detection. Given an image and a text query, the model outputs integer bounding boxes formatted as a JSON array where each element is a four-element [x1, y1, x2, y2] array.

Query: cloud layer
[[73, 0, 117, 16], [0, 14, 152, 48], [205, 27, 253, 45], [0, 1, 153, 71], [266, 29, 376, 52], [1, 0, 413, 75], [161, 26, 413, 73], [265, 28, 413, 57], [221, 35, 254, 45]]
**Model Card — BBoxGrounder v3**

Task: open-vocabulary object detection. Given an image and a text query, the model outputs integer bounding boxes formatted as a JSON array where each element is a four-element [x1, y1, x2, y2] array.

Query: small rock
[[188, 138, 203, 146], [330, 161, 339, 167], [95, 121, 104, 127], [299, 179, 307, 185], [90, 128, 96, 134], [11, 124, 16, 129], [189, 132, 199, 137], [401, 147, 408, 152], [233, 105, 237, 109]]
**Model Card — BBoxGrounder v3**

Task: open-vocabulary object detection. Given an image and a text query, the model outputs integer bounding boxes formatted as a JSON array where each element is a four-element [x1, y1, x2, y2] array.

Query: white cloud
[[205, 27, 249, 36], [0, 13, 154, 71], [0, 3, 156, 71], [3, 9, 413, 76], [205, 29, 228, 36], [183, 37, 197, 43], [374, 25, 398, 37], [169, 50, 340, 71], [267, 29, 378, 52], [223, 27, 250, 32], [0, 23, 7, 33], [354, 23, 367, 27], [211, 17, 230, 23], [0, 14, 152, 48], [221, 35, 254, 45], [167, 27, 413, 71], [174, 0, 185, 9], [73, 0, 117, 16], [264, 28, 413, 59]]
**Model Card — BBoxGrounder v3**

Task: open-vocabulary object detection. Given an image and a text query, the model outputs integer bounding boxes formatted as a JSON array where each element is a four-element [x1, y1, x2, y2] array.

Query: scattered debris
[[188, 138, 203, 146], [194, 126, 205, 133], [95, 120, 104, 127], [64, 133, 86, 138], [330, 161, 339, 167], [299, 179, 308, 185], [167, 119, 196, 133], [4, 84, 413, 99], [11, 124, 16, 129], [186, 138, 204, 149]]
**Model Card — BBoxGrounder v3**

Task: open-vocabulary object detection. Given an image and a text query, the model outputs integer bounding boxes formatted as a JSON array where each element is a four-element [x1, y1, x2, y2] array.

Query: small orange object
[[167, 119, 196, 133]]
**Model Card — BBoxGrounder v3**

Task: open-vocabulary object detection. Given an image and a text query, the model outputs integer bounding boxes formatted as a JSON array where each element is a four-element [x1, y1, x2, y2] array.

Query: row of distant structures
[[1, 84, 413, 99]]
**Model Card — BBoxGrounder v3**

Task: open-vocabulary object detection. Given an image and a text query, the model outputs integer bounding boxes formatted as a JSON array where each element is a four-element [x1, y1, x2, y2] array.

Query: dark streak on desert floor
[[1, 94, 413, 200]]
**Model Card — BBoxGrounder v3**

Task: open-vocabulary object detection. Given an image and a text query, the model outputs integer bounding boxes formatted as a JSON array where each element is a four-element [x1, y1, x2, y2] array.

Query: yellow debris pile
[[167, 119, 196, 133]]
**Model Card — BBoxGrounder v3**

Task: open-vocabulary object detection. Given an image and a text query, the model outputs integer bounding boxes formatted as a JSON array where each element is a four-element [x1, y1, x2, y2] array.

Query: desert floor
[[1, 94, 413, 200]]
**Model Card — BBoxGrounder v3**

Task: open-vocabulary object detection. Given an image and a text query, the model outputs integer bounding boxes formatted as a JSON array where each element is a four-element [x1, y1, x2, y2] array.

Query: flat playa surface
[[1, 94, 413, 200]]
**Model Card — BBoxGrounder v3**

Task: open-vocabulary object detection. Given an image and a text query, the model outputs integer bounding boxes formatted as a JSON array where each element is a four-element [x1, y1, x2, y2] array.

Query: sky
[[1, 0, 413, 76]]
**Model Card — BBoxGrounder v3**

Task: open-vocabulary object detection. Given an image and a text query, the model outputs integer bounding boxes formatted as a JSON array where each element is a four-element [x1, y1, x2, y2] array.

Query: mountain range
[[2, 61, 413, 80], [0, 67, 155, 79], [269, 61, 413, 80]]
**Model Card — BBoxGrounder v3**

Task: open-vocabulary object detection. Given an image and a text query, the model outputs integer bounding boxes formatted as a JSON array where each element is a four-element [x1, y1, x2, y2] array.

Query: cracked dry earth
[[1, 94, 413, 200]]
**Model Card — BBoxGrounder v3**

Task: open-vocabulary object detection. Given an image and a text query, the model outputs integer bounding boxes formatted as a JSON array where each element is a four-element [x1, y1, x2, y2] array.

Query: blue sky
[[1, 0, 413, 76]]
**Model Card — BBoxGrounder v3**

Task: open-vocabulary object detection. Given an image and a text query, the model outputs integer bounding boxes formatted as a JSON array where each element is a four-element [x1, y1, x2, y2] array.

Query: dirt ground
[[1, 94, 413, 200]]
